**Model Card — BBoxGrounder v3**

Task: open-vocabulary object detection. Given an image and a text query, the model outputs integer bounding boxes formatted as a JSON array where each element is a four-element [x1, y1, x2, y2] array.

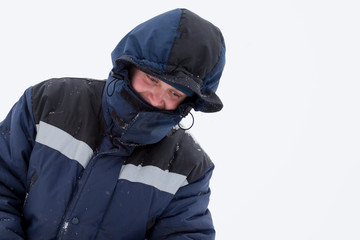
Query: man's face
[[130, 68, 187, 110]]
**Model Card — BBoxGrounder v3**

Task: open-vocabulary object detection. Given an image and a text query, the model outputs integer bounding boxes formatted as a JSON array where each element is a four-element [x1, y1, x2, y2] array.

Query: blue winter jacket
[[0, 8, 225, 240]]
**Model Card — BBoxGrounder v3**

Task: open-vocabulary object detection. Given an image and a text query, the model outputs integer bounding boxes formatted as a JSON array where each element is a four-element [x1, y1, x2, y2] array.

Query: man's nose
[[149, 88, 165, 109]]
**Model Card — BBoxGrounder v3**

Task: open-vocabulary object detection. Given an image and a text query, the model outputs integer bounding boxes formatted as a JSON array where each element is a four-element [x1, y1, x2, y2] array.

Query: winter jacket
[[0, 8, 225, 240]]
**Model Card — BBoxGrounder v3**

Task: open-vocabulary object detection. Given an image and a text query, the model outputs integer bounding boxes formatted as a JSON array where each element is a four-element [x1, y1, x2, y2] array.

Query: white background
[[1, 0, 360, 239]]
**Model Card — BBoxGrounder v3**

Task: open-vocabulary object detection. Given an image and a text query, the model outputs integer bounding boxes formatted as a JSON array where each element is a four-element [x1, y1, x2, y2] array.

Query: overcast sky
[[1, 1, 360, 239]]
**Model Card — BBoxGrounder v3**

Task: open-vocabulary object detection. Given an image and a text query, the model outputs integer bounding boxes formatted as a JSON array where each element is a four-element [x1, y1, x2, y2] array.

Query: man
[[0, 8, 225, 239]]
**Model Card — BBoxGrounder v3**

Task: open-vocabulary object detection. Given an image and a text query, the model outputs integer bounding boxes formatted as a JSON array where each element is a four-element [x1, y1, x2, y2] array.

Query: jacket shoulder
[[32, 77, 106, 150], [172, 129, 214, 184], [127, 128, 213, 184]]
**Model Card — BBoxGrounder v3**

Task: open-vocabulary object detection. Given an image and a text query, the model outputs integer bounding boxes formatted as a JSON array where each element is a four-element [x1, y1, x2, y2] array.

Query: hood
[[110, 8, 226, 113]]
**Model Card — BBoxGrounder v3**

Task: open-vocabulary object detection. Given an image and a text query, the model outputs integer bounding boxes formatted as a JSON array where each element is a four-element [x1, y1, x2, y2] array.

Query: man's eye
[[171, 90, 181, 98], [148, 75, 158, 83]]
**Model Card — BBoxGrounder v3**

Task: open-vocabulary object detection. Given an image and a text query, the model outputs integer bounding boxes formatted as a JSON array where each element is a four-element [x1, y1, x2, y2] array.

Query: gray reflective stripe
[[35, 121, 93, 168], [119, 164, 188, 194]]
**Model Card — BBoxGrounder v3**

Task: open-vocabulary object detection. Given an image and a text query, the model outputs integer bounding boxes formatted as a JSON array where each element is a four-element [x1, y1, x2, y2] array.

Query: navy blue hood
[[103, 9, 225, 145], [110, 8, 226, 113]]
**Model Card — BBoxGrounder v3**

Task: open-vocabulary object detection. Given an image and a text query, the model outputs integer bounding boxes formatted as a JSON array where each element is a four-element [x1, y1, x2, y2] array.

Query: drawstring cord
[[106, 78, 118, 96], [106, 72, 124, 97], [178, 111, 194, 130]]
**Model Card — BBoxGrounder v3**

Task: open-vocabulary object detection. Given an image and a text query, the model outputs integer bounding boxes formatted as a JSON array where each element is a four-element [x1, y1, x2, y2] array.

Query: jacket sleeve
[[0, 88, 36, 239], [148, 166, 216, 240]]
